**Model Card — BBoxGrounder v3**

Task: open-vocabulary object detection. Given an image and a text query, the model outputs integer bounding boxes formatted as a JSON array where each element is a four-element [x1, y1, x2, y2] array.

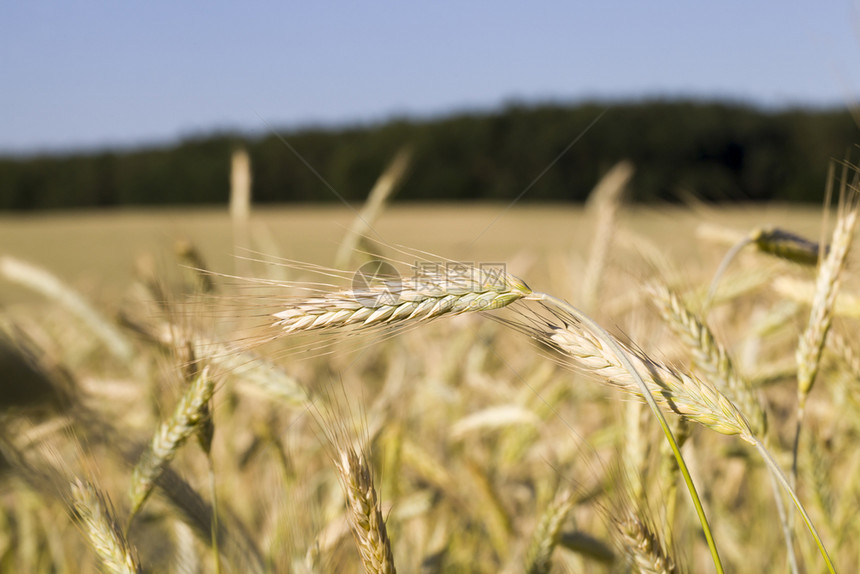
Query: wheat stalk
[[71, 479, 141, 574], [787, 180, 858, 564], [660, 417, 690, 536], [511, 293, 727, 571]]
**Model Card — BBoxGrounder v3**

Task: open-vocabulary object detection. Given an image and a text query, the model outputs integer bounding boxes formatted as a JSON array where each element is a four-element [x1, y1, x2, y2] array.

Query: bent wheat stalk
[[514, 293, 833, 573], [646, 284, 800, 571], [523, 293, 727, 572]]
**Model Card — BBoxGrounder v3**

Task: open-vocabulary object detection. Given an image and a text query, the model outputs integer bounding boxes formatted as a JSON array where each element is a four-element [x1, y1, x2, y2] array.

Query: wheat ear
[[334, 446, 397, 574], [751, 227, 826, 266], [129, 365, 216, 520], [524, 486, 576, 574], [272, 266, 531, 334], [796, 197, 859, 412], [648, 283, 766, 436], [524, 299, 754, 442], [71, 479, 142, 574], [615, 510, 677, 574]]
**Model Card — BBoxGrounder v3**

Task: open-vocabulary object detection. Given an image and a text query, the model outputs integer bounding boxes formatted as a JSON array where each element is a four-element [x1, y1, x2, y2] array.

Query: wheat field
[[1, 171, 858, 573]]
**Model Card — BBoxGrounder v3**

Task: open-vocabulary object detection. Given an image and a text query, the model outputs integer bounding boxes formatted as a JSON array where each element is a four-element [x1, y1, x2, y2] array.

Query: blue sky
[[2, 2, 860, 154]]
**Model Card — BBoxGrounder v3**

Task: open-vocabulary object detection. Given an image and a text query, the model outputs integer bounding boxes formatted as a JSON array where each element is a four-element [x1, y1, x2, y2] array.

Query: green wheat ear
[[750, 227, 826, 266], [706, 226, 825, 309]]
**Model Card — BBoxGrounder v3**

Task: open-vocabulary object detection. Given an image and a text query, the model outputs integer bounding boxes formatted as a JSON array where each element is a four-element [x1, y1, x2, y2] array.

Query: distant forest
[[1, 100, 858, 210]]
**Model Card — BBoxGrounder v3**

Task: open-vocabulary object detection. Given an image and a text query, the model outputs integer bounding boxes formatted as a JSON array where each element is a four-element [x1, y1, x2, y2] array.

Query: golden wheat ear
[[647, 282, 766, 436], [523, 486, 576, 574], [613, 509, 679, 574], [796, 187, 860, 414], [270, 264, 531, 334], [71, 479, 142, 574], [128, 365, 217, 521], [334, 446, 397, 574], [515, 299, 755, 441]]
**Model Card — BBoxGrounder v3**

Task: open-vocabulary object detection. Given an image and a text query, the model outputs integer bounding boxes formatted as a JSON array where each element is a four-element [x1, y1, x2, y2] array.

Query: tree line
[[1, 99, 857, 210]]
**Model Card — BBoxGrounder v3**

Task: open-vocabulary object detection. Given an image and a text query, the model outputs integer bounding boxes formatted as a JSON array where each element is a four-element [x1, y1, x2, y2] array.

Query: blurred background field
[[0, 201, 825, 305]]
